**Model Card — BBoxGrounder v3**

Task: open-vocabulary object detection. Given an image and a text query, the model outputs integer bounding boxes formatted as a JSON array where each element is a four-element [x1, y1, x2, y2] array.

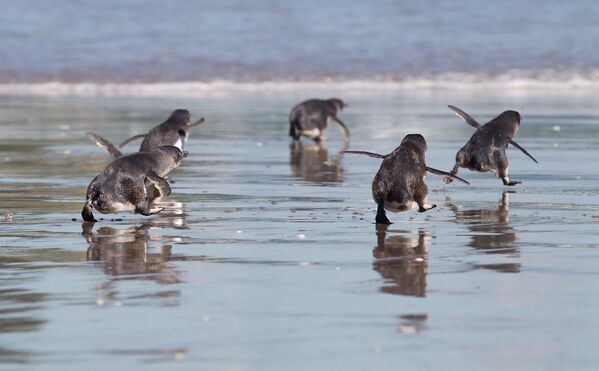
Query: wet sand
[[1, 89, 599, 370]]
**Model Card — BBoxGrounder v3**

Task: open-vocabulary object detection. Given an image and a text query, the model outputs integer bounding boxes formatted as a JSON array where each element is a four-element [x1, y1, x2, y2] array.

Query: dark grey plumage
[[446, 105, 538, 186], [82, 133, 186, 222], [120, 109, 205, 151], [289, 98, 349, 142], [345, 134, 469, 224]]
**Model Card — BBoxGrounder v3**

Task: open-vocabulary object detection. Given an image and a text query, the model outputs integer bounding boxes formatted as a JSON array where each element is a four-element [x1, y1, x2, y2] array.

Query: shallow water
[[1, 89, 599, 370]]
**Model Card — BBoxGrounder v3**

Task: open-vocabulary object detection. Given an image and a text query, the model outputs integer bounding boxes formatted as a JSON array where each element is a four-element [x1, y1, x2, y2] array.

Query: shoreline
[[3, 72, 599, 97]]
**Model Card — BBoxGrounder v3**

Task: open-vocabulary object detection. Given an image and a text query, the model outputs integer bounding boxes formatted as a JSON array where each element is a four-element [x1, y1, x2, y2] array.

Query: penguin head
[[400, 134, 427, 155], [327, 98, 346, 114], [157, 146, 187, 170], [489, 110, 521, 138], [165, 109, 192, 128]]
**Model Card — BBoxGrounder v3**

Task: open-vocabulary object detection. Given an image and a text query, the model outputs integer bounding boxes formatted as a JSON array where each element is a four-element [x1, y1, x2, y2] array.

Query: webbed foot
[[418, 204, 437, 212]]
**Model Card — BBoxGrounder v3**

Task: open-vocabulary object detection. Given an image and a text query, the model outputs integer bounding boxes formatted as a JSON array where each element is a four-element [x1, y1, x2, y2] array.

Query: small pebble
[[4, 213, 13, 222], [297, 234, 306, 240], [551, 125, 561, 132], [414, 257, 425, 263], [96, 299, 105, 306], [298, 261, 311, 266], [71, 218, 77, 221]]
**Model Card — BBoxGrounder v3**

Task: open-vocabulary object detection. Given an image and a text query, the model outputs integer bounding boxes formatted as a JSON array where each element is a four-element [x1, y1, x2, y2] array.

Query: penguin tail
[[119, 134, 147, 148]]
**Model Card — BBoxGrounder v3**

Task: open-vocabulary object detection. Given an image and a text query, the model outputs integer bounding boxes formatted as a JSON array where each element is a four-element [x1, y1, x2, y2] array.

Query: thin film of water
[[1, 90, 599, 370]]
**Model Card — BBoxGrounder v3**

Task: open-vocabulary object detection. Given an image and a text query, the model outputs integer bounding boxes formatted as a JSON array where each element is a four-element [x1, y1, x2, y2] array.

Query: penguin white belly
[[173, 138, 184, 150], [111, 202, 136, 213], [384, 200, 416, 212], [93, 200, 136, 213], [301, 128, 321, 139]]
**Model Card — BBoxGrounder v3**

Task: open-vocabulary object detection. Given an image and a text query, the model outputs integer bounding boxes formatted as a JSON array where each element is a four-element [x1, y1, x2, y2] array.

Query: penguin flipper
[[342, 150, 387, 159], [448, 105, 482, 129], [331, 116, 350, 144], [508, 139, 538, 163], [87, 132, 123, 158], [146, 171, 171, 197], [119, 134, 147, 148], [426, 166, 471, 185]]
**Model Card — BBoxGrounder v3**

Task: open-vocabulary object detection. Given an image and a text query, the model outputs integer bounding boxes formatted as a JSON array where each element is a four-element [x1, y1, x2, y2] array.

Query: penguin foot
[[148, 207, 165, 215], [375, 213, 392, 225], [81, 206, 97, 222], [503, 180, 522, 186], [419, 204, 437, 212]]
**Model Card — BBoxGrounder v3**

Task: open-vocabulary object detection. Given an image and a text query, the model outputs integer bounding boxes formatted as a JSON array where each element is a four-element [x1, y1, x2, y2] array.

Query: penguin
[[119, 109, 205, 151], [82, 132, 187, 222], [289, 98, 350, 143], [445, 105, 538, 186], [344, 134, 470, 224]]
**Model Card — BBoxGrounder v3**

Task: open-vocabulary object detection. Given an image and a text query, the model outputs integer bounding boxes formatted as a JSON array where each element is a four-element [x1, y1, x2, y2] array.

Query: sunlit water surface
[[1, 89, 599, 370]]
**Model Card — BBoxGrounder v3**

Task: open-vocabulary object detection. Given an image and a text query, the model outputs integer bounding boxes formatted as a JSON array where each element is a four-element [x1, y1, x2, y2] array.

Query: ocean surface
[[1, 0, 599, 85]]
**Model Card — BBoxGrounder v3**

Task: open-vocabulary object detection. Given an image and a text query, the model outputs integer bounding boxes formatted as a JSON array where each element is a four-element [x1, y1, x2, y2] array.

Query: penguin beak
[[187, 117, 205, 128], [182, 151, 189, 158]]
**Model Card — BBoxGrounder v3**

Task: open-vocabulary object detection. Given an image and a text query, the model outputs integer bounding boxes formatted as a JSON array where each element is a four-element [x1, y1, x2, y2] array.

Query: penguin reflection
[[82, 206, 186, 284], [446, 191, 520, 273], [289, 141, 346, 183], [372, 225, 430, 297]]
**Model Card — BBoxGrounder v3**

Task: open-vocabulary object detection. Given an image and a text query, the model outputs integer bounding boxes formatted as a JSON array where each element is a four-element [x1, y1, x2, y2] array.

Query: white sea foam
[[3, 70, 599, 97]]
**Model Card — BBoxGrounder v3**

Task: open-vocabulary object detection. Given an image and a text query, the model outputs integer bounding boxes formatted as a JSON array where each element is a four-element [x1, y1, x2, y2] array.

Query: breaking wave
[[3, 70, 599, 97]]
